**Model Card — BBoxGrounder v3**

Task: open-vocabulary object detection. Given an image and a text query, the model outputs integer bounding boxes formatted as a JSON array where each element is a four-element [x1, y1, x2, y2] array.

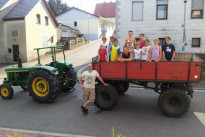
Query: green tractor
[[0, 46, 77, 103]]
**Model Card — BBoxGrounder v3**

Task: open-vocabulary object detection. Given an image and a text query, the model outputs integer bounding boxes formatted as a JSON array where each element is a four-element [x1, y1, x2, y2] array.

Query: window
[[11, 30, 19, 37], [74, 21, 77, 27], [192, 38, 201, 47], [157, 5, 168, 19], [156, 0, 168, 20], [132, 1, 143, 21], [191, 0, 204, 19], [159, 38, 166, 46], [36, 14, 41, 24], [45, 16, 48, 25]]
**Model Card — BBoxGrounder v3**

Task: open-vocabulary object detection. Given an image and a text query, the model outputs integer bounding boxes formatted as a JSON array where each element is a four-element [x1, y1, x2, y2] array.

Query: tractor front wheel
[[28, 70, 59, 103], [0, 83, 14, 100]]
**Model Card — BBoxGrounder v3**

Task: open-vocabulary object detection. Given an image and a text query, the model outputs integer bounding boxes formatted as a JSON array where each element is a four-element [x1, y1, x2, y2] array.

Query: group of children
[[97, 31, 176, 63]]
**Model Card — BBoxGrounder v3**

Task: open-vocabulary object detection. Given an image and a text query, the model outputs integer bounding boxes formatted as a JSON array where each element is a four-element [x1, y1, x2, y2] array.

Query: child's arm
[[148, 46, 153, 62], [163, 51, 167, 61], [118, 53, 123, 62], [125, 53, 133, 62], [108, 42, 111, 52], [158, 46, 162, 62], [171, 51, 176, 61]]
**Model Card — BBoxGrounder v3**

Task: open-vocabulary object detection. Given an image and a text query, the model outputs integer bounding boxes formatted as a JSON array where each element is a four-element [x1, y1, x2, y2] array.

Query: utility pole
[[183, 0, 187, 42], [88, 14, 90, 43]]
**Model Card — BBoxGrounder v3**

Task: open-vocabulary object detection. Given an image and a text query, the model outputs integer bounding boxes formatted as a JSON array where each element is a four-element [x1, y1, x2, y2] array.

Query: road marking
[[194, 112, 205, 127], [0, 127, 94, 137]]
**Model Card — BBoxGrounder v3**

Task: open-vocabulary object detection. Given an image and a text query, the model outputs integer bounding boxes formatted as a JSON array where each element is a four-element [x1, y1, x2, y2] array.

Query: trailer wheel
[[21, 85, 28, 91], [61, 67, 77, 93], [28, 70, 59, 103], [0, 83, 13, 100], [158, 89, 190, 117], [95, 85, 119, 110], [116, 82, 129, 95]]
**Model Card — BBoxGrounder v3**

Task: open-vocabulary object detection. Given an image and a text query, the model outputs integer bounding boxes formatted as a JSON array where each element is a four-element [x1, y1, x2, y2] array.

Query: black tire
[[158, 89, 190, 117], [0, 83, 13, 100], [95, 85, 119, 110], [116, 82, 129, 95], [61, 67, 77, 93], [28, 70, 59, 103], [21, 85, 28, 91]]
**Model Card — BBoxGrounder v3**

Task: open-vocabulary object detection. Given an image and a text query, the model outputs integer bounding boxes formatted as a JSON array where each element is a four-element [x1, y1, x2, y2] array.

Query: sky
[[61, 0, 116, 14]]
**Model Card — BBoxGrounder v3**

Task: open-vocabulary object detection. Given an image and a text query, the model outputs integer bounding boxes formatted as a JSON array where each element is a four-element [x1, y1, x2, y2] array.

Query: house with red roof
[[94, 2, 116, 23], [0, 0, 59, 63]]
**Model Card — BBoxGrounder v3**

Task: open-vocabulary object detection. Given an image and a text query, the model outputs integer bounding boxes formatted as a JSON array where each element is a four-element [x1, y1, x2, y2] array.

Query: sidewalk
[[0, 127, 93, 137]]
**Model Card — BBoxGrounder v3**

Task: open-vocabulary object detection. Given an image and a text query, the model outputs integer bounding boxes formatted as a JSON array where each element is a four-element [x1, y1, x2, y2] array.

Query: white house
[[56, 7, 115, 41], [0, 0, 59, 63], [116, 0, 205, 53]]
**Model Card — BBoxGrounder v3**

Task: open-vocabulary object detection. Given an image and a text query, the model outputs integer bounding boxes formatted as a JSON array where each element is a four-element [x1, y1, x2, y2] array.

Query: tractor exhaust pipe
[[17, 58, 22, 68]]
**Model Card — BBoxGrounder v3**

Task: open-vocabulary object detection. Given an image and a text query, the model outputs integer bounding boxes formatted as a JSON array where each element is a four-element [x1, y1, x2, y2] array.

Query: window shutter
[[192, 0, 204, 10]]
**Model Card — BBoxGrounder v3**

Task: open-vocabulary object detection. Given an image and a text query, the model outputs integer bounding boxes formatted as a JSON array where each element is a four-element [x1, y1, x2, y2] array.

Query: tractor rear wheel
[[61, 67, 77, 93], [95, 84, 119, 110], [158, 88, 190, 117], [21, 85, 28, 91], [28, 70, 59, 103], [0, 83, 13, 100]]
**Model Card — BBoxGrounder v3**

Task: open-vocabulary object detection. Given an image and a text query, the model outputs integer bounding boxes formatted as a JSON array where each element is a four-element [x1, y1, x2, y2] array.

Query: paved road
[[0, 74, 205, 137]]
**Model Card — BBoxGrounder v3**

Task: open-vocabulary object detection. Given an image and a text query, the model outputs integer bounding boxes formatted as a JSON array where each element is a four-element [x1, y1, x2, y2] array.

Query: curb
[[0, 127, 94, 137]]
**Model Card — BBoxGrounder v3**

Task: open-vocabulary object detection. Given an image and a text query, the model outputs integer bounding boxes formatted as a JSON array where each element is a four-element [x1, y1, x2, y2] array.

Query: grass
[[202, 66, 205, 81]]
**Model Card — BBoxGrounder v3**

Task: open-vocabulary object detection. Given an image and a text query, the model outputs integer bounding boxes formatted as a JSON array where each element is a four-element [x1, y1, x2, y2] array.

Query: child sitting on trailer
[[118, 46, 133, 62], [141, 39, 151, 62], [149, 38, 162, 62], [98, 44, 108, 62]]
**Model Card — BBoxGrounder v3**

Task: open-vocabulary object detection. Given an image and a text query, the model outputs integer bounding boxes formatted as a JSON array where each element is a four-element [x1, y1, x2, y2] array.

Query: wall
[[0, 0, 19, 63], [116, 0, 205, 53], [25, 0, 58, 61], [3, 20, 27, 63]]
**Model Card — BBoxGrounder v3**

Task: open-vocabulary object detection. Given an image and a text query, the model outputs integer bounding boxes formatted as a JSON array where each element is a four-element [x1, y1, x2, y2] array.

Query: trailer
[[92, 53, 203, 117]]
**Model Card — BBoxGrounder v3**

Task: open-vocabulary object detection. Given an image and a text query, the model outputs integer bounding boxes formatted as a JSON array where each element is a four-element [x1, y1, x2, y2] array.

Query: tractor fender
[[32, 66, 57, 75]]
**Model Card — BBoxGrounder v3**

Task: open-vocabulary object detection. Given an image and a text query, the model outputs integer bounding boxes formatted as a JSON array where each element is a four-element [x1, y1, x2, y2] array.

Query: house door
[[13, 45, 19, 62]]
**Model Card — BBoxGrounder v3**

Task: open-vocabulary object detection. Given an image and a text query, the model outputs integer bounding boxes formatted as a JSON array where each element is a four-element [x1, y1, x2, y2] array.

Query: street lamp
[[183, 0, 187, 42], [88, 14, 90, 42]]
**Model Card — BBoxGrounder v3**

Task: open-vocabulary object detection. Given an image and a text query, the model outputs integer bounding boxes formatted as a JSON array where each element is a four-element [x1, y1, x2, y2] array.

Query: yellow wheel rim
[[32, 77, 49, 97], [1, 87, 9, 97]]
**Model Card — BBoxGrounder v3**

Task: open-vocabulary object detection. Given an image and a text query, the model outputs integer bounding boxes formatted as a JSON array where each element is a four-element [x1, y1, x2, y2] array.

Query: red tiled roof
[[94, 2, 116, 18]]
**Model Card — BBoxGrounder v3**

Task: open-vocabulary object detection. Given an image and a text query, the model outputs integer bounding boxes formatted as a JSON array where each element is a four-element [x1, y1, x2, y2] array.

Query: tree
[[48, 0, 69, 16]]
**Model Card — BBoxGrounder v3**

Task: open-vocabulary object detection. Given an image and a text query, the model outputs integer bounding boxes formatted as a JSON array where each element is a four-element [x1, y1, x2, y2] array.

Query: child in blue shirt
[[162, 37, 176, 61]]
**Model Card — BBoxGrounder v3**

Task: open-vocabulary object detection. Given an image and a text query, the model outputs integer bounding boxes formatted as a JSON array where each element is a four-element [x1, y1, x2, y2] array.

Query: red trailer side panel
[[127, 62, 156, 80], [100, 62, 126, 79], [157, 62, 189, 81]]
